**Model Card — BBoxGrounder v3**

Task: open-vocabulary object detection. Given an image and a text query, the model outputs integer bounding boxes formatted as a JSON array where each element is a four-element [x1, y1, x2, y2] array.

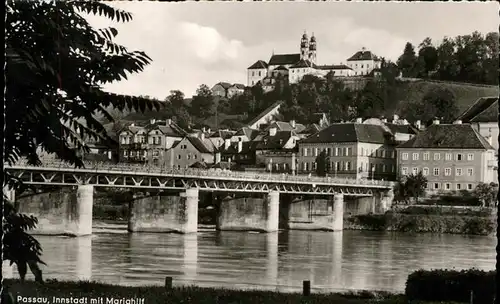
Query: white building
[[247, 32, 381, 86]]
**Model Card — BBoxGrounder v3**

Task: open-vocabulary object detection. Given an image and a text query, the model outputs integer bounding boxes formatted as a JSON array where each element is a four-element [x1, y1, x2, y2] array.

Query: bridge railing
[[8, 159, 394, 188]]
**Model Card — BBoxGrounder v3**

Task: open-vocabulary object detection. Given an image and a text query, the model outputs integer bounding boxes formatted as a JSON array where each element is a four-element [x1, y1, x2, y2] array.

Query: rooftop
[[248, 60, 268, 70], [300, 123, 394, 145], [456, 96, 498, 123], [268, 53, 301, 66], [347, 50, 380, 61], [397, 124, 494, 150]]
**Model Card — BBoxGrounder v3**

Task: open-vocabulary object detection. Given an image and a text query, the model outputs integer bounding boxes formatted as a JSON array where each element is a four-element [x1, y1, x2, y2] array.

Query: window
[[444, 168, 451, 176], [153, 151, 159, 157], [434, 183, 440, 190], [456, 184, 462, 190], [258, 71, 261, 76], [401, 167, 408, 175], [467, 184, 473, 190], [467, 153, 474, 161], [177, 155, 181, 160], [314, 148, 318, 157], [445, 153, 452, 161], [194, 155, 197, 159], [187, 154, 191, 160], [412, 167, 419, 175], [423, 167, 429, 176], [130, 151, 135, 157], [177, 165, 181, 170], [402, 152, 409, 160], [445, 183, 451, 190], [382, 150, 386, 158], [423, 152, 430, 160], [382, 164, 386, 172], [467, 168, 473, 176], [456, 168, 463, 176], [433, 168, 440, 176], [412, 153, 419, 160], [123, 150, 128, 156], [252, 72, 255, 76], [303, 148, 307, 157], [456, 154, 463, 161], [346, 147, 351, 156], [434, 153, 440, 161]]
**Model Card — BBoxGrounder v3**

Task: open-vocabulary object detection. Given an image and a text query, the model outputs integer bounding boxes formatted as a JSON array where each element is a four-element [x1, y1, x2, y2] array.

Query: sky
[[85, 1, 498, 99]]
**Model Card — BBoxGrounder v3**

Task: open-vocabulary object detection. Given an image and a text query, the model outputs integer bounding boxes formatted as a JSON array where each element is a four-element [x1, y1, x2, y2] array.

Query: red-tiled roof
[[397, 124, 494, 150]]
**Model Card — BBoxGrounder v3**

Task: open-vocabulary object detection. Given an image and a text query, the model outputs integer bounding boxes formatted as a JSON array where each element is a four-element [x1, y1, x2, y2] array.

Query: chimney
[[433, 118, 440, 125], [356, 117, 363, 123], [166, 119, 172, 125], [224, 138, 231, 150], [269, 127, 277, 136], [237, 141, 243, 153], [415, 120, 422, 130], [290, 120, 296, 129], [453, 120, 462, 125], [381, 118, 388, 123], [150, 119, 156, 125], [392, 114, 399, 123]]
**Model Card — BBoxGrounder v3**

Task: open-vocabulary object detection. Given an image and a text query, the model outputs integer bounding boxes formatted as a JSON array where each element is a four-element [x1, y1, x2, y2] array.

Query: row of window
[[401, 152, 474, 161], [302, 147, 395, 158], [428, 182, 474, 191], [121, 136, 163, 145], [123, 150, 147, 157], [177, 154, 198, 160], [401, 167, 474, 177]]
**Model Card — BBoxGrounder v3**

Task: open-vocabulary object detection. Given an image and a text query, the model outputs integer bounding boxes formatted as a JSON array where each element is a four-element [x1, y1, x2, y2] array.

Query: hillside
[[395, 80, 499, 115]]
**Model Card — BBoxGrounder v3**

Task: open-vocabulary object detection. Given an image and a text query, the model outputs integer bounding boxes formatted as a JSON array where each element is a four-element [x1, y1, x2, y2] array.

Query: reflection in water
[[17, 224, 496, 293]]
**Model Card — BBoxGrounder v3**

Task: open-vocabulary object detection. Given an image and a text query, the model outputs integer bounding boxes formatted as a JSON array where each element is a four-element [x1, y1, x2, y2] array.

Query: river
[[3, 221, 496, 293]]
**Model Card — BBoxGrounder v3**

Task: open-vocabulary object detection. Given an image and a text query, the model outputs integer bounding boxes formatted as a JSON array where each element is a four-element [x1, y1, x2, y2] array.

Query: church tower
[[300, 31, 309, 60], [309, 33, 317, 64]]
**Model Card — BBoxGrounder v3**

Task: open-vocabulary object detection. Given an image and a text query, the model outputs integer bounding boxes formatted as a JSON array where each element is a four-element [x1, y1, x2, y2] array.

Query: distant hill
[[389, 79, 498, 117]]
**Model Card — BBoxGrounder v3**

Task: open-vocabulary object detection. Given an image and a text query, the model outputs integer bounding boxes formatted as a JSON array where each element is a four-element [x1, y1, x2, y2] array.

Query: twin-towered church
[[247, 31, 382, 89]]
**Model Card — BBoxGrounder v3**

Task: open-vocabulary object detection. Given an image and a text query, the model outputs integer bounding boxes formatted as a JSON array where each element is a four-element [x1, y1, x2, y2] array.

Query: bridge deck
[[5, 161, 393, 196]]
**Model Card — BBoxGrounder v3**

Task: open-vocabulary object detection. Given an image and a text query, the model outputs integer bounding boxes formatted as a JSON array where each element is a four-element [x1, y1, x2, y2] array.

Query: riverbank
[[344, 206, 496, 236], [3, 279, 459, 304]]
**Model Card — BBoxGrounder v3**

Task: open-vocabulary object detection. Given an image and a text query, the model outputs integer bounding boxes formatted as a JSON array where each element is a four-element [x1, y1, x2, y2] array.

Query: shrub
[[405, 269, 496, 303]]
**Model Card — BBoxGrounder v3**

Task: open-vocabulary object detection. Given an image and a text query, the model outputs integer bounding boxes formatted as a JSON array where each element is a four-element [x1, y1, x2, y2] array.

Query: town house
[[254, 127, 300, 173], [298, 120, 399, 180], [396, 120, 496, 193], [166, 134, 219, 170], [119, 124, 148, 163]]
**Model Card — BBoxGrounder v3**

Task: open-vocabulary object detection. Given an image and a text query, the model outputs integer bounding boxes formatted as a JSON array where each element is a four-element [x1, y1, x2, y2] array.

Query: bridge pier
[[128, 188, 199, 234], [216, 191, 280, 232], [287, 193, 344, 231], [17, 185, 94, 236]]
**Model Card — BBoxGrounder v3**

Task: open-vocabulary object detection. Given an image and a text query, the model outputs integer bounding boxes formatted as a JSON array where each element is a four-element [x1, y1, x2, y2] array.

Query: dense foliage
[[346, 211, 495, 235], [394, 172, 428, 204], [405, 269, 496, 303], [398, 32, 498, 85], [4, 1, 159, 281]]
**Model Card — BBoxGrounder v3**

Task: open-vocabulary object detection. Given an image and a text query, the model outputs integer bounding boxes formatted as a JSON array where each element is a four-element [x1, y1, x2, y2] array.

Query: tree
[[4, 1, 160, 283], [417, 87, 458, 124], [190, 84, 215, 118], [315, 150, 328, 177], [167, 90, 185, 109], [474, 182, 498, 207], [394, 172, 427, 204], [397, 42, 418, 77]]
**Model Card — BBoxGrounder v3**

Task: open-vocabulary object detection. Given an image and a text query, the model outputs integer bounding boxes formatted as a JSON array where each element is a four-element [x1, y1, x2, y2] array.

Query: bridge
[[4, 160, 395, 237], [5, 160, 392, 196]]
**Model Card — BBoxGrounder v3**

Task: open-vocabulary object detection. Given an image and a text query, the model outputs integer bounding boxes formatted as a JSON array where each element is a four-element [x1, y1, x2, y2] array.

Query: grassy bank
[[3, 279, 461, 304], [345, 207, 495, 235]]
